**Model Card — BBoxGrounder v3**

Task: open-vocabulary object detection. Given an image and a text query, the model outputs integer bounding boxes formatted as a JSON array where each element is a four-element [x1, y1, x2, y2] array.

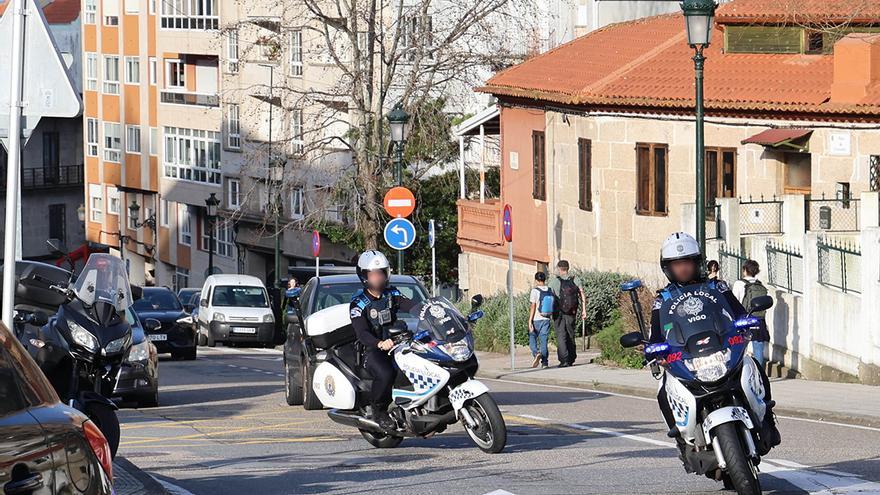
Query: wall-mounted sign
[[828, 132, 851, 156]]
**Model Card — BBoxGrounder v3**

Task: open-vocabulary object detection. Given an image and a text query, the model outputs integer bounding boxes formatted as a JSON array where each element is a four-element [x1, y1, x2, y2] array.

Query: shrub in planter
[[595, 315, 644, 369]]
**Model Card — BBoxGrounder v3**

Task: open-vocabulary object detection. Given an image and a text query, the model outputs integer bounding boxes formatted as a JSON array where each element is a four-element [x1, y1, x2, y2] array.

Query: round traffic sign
[[383, 186, 416, 218], [384, 218, 416, 251], [311, 230, 321, 257], [428, 219, 436, 249], [502, 204, 513, 242]]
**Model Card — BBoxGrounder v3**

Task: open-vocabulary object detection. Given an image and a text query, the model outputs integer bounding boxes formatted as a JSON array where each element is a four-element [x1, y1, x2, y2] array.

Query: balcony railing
[[457, 198, 503, 247], [160, 91, 219, 107], [0, 165, 83, 190]]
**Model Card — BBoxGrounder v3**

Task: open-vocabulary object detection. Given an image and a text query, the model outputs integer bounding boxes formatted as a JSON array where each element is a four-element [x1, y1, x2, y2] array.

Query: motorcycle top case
[[304, 304, 356, 349], [0, 260, 71, 311]]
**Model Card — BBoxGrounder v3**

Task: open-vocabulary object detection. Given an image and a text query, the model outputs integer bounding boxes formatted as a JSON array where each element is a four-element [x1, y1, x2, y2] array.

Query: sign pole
[[429, 219, 436, 296], [312, 230, 321, 278], [315, 256, 319, 278], [508, 240, 514, 371], [2, 0, 26, 329]]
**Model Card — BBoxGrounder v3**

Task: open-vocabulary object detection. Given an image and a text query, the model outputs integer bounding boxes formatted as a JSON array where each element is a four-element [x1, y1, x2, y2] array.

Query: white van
[[197, 274, 275, 347]]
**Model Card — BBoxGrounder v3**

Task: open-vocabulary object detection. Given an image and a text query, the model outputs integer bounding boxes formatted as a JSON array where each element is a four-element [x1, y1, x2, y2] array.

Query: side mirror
[[30, 311, 48, 327], [144, 318, 162, 332], [470, 294, 483, 310], [183, 304, 195, 313], [286, 287, 302, 299], [284, 313, 298, 325], [467, 310, 484, 322], [749, 295, 773, 314], [388, 320, 410, 338], [200, 298, 208, 308], [619, 331, 645, 349]]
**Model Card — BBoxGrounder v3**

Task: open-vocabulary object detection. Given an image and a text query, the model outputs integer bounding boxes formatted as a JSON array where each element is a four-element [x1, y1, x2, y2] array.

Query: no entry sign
[[311, 230, 321, 257], [502, 204, 513, 242], [383, 187, 416, 218]]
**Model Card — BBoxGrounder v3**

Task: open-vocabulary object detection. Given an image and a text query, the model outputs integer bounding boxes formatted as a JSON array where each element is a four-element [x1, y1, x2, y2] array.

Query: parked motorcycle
[[619, 280, 778, 495], [287, 290, 507, 453], [16, 254, 136, 458]]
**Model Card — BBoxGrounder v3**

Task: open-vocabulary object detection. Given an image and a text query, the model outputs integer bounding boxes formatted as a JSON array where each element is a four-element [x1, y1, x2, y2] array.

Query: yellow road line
[[120, 410, 298, 429], [119, 420, 312, 446]]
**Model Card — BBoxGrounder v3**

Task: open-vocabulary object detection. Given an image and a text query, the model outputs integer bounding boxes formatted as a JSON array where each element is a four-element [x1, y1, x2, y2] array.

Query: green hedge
[[594, 315, 645, 369]]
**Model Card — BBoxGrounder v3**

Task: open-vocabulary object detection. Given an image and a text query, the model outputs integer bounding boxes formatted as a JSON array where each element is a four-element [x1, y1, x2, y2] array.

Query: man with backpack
[[733, 259, 771, 369], [548, 260, 586, 368], [528, 271, 554, 369]]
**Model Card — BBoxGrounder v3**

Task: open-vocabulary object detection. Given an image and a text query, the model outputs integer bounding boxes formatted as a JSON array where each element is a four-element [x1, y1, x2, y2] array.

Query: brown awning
[[742, 128, 813, 151]]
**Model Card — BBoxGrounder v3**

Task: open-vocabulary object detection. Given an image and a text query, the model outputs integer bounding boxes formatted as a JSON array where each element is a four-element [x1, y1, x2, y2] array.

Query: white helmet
[[660, 232, 703, 283], [356, 250, 391, 287]]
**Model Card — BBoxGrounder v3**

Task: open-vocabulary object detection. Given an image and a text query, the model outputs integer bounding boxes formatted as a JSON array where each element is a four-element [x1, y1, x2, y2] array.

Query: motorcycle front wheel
[[715, 422, 761, 495], [85, 402, 121, 458], [462, 394, 506, 454], [359, 429, 403, 449]]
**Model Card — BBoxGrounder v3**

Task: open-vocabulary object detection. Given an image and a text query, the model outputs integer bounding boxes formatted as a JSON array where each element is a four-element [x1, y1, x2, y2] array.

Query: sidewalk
[[114, 457, 167, 495], [476, 347, 880, 428]]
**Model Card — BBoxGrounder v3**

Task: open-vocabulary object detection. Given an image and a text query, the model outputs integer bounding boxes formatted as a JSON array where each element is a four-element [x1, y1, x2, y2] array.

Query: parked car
[[114, 307, 160, 407], [198, 275, 275, 348], [181, 289, 201, 313], [132, 287, 197, 360], [178, 287, 201, 309], [282, 274, 429, 408], [0, 321, 114, 494]]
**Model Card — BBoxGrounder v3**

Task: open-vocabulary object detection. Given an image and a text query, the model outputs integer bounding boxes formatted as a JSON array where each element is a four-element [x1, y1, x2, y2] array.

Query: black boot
[[368, 405, 396, 431]]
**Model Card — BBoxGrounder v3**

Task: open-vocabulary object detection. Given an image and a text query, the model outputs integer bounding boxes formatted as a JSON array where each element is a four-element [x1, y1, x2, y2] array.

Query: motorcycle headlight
[[685, 349, 731, 382], [127, 341, 151, 362], [440, 339, 473, 362], [68, 320, 98, 352], [263, 313, 274, 323], [213, 312, 226, 322], [103, 334, 131, 355]]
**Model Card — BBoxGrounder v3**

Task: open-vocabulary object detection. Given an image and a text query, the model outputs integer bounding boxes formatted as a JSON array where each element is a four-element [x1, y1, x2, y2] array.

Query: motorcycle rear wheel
[[715, 422, 761, 495], [85, 402, 120, 459], [462, 394, 506, 454], [359, 429, 403, 448]]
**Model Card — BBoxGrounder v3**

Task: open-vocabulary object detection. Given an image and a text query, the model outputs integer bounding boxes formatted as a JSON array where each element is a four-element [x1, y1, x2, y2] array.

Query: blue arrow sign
[[428, 219, 435, 248], [384, 218, 416, 251]]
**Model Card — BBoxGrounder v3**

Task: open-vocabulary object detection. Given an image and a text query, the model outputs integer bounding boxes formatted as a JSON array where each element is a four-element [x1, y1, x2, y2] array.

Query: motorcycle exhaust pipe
[[327, 409, 384, 433]]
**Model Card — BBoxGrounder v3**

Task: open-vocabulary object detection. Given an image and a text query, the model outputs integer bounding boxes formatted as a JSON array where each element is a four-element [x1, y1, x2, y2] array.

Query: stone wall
[[460, 252, 540, 297]]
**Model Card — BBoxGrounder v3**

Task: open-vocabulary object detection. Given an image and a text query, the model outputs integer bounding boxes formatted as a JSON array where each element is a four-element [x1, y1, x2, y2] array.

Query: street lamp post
[[681, 0, 717, 258], [386, 103, 410, 274], [127, 199, 157, 275], [205, 193, 220, 278]]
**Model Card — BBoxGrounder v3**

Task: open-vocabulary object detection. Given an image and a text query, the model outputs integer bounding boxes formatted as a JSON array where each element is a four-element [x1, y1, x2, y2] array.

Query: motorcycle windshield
[[657, 283, 737, 350], [415, 297, 469, 344], [73, 254, 133, 312]]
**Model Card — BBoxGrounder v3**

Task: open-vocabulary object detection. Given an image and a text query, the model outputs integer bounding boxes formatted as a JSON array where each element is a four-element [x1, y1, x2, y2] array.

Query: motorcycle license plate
[[149, 334, 167, 341], [232, 327, 257, 334]]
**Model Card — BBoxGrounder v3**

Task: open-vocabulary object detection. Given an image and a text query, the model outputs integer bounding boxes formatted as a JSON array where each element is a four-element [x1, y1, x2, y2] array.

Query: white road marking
[[481, 491, 517, 495]]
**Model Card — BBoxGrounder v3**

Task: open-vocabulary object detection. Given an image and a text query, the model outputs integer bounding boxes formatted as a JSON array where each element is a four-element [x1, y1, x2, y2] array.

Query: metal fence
[[718, 244, 748, 282], [765, 241, 803, 294], [806, 194, 860, 232], [739, 196, 783, 235], [817, 237, 861, 294]]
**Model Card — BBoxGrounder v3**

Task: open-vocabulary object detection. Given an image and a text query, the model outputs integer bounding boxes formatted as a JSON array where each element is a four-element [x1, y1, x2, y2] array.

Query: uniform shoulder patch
[[715, 280, 731, 292], [387, 287, 402, 297], [652, 297, 663, 310], [349, 306, 363, 319]]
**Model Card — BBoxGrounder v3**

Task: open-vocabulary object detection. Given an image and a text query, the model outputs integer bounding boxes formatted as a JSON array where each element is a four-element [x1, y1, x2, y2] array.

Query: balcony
[[160, 91, 219, 107], [457, 198, 503, 252], [0, 165, 83, 190]]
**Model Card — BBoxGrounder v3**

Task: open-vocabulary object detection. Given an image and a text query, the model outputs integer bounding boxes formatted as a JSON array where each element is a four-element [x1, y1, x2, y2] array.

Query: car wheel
[[198, 332, 207, 346], [284, 357, 304, 406], [138, 390, 159, 408], [183, 345, 197, 360], [207, 330, 216, 347], [302, 359, 322, 410]]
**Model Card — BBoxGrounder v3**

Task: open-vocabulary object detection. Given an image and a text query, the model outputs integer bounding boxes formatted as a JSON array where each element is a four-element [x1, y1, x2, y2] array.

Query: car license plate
[[149, 334, 167, 341], [232, 327, 257, 334]]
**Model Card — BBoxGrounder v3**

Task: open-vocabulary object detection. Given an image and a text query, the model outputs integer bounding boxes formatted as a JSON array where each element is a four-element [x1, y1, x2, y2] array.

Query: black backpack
[[558, 278, 580, 315]]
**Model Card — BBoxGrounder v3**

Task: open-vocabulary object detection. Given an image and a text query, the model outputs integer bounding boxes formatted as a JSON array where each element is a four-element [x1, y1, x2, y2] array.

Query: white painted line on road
[[482, 491, 517, 495], [775, 414, 880, 434]]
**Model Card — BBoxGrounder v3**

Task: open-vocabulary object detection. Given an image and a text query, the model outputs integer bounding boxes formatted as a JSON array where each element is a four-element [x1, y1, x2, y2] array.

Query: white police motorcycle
[[299, 294, 507, 453]]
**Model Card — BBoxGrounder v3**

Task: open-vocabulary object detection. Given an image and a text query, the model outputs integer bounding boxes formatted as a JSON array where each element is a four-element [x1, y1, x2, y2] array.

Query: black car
[[282, 274, 429, 408], [132, 287, 197, 360], [114, 307, 160, 407], [1, 321, 114, 494]]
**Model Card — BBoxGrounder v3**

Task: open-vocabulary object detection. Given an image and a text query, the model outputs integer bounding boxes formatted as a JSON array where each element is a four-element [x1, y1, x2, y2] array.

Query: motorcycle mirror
[[749, 295, 774, 314], [470, 294, 483, 310], [619, 331, 645, 348], [30, 311, 48, 326], [144, 318, 162, 332], [619, 279, 643, 292], [467, 310, 484, 322]]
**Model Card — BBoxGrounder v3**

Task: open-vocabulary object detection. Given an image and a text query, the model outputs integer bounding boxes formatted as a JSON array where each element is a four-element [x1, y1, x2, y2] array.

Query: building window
[[636, 142, 668, 216], [401, 13, 433, 61], [173, 267, 189, 293], [42, 132, 59, 181], [578, 138, 592, 211], [124, 0, 138, 14], [85, 0, 97, 23], [86, 118, 99, 156], [124, 56, 140, 84], [532, 130, 546, 200], [870, 155, 880, 192], [226, 30, 239, 73], [165, 59, 185, 89], [89, 183, 103, 222], [148, 57, 157, 85], [126, 125, 141, 153], [48, 204, 66, 243], [178, 206, 192, 245], [103, 122, 122, 162], [160, 0, 218, 30], [290, 186, 304, 219], [705, 147, 736, 209], [290, 30, 303, 76], [86, 53, 98, 90], [228, 178, 240, 209], [149, 127, 159, 155], [128, 203, 139, 229], [149, 0, 156, 14], [202, 217, 232, 257], [160, 199, 170, 227], [103, 0, 119, 25], [107, 186, 120, 215], [291, 108, 304, 154], [103, 55, 120, 94], [226, 103, 240, 149], [163, 126, 221, 185]]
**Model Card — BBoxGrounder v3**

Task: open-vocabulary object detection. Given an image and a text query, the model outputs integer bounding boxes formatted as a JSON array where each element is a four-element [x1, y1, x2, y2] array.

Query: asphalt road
[[117, 346, 880, 495]]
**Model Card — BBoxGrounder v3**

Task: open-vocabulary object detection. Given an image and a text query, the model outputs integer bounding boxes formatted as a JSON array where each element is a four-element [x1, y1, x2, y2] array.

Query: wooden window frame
[[635, 142, 669, 217], [532, 130, 546, 201], [578, 138, 592, 211], [705, 146, 737, 205]]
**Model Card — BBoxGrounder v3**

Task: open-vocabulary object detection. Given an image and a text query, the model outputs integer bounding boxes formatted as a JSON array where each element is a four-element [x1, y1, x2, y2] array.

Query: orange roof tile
[[716, 0, 880, 24], [0, 0, 80, 24], [481, 10, 880, 118]]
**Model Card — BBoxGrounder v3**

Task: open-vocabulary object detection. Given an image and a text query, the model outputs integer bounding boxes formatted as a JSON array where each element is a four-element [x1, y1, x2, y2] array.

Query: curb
[[477, 369, 880, 430], [114, 457, 168, 495]]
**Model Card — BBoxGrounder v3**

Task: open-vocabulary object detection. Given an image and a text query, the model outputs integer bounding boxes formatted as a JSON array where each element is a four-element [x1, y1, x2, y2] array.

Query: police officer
[[349, 250, 418, 430]]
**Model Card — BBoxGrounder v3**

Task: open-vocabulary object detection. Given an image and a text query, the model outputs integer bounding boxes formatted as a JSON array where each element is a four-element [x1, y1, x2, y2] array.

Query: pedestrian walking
[[528, 272, 554, 369], [732, 259, 771, 369], [548, 260, 586, 368]]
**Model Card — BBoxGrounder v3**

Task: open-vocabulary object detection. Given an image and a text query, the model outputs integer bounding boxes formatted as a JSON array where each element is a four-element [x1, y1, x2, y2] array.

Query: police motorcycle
[[619, 280, 777, 495], [14, 254, 136, 458], [286, 289, 507, 453]]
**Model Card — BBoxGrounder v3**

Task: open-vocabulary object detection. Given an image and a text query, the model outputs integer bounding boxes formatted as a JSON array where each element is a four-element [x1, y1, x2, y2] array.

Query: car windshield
[[212, 286, 269, 308], [657, 283, 738, 347], [73, 254, 132, 311], [310, 282, 427, 315], [133, 290, 182, 311]]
